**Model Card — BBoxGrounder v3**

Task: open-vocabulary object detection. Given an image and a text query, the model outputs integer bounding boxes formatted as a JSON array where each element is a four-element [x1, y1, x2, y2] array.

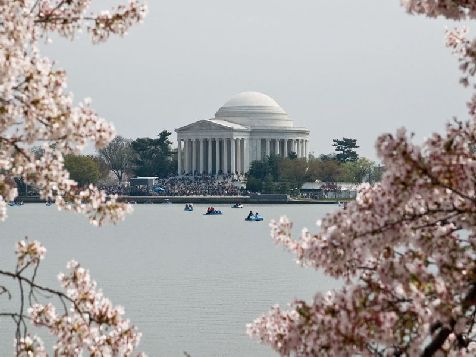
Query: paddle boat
[[245, 214, 263, 222], [184, 203, 193, 211], [8, 201, 24, 207], [205, 207, 223, 215], [45, 201, 53, 207], [231, 203, 244, 208]]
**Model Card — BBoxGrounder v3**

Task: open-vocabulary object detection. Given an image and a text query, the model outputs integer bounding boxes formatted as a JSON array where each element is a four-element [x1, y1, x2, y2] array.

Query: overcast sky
[[43, 0, 472, 160]]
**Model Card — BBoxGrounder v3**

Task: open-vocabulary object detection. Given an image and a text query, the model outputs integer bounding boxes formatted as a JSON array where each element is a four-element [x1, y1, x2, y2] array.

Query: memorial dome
[[215, 91, 293, 128]]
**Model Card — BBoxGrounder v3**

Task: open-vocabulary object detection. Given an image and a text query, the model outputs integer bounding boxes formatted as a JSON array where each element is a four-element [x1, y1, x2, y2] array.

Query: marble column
[[243, 138, 250, 173], [177, 138, 182, 175], [184, 139, 190, 174], [284, 139, 288, 158], [300, 139, 305, 158], [208, 139, 213, 175], [199, 139, 204, 174], [236, 138, 241, 174], [305, 140, 308, 159], [215, 139, 220, 175], [275, 139, 280, 156], [223, 138, 228, 174], [191, 139, 196, 174], [256, 138, 262, 161], [230, 138, 236, 174], [265, 139, 270, 157]]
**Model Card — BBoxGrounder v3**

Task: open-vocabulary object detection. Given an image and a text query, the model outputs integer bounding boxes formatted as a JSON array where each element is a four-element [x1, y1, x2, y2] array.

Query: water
[[0, 203, 340, 356]]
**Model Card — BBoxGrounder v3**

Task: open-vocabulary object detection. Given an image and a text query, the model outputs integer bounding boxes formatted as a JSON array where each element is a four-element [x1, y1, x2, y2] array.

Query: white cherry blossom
[[249, 1, 476, 355]]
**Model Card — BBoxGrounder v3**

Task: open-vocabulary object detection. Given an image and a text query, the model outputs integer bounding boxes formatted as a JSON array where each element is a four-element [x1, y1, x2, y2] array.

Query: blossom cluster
[[248, 1, 476, 355], [27, 259, 144, 356], [16, 335, 47, 357], [0, 0, 146, 224], [249, 124, 476, 356], [401, 0, 476, 19], [15, 239, 46, 269]]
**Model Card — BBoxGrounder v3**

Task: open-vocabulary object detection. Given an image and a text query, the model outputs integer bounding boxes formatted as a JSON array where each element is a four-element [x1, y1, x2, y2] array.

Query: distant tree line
[[246, 138, 383, 194], [18, 131, 177, 193]]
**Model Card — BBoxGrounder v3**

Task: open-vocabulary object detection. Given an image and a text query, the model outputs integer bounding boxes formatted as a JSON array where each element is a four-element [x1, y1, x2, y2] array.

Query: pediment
[[176, 120, 232, 132]]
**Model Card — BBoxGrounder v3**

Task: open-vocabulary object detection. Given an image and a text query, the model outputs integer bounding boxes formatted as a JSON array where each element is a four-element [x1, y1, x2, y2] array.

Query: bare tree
[[98, 136, 135, 183]]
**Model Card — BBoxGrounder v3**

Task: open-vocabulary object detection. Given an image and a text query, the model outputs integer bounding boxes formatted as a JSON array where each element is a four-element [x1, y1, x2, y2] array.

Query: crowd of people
[[101, 174, 248, 196]]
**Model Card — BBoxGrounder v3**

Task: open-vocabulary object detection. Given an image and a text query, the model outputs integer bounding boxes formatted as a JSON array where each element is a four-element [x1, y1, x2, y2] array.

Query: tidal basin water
[[0, 203, 340, 356]]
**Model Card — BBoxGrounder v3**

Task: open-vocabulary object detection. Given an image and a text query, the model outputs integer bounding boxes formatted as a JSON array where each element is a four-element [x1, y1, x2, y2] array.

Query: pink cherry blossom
[[0, 0, 146, 224], [249, 1, 476, 355], [1, 1, 147, 354]]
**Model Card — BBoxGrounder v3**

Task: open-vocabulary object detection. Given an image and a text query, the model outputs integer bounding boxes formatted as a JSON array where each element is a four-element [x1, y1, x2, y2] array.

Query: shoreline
[[17, 196, 349, 205]]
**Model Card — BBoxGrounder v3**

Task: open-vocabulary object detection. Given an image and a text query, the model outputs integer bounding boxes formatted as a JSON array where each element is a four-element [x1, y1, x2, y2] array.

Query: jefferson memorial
[[175, 92, 310, 175]]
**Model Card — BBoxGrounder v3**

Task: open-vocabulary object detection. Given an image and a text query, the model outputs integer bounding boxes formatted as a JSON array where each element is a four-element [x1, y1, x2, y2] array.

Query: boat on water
[[45, 201, 53, 207], [9, 201, 23, 206], [184, 203, 193, 211], [245, 215, 263, 222], [163, 199, 172, 204], [231, 203, 244, 208], [205, 209, 223, 215]]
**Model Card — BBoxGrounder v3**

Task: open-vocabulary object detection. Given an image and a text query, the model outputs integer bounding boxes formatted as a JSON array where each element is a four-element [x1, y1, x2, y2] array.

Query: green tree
[[278, 158, 307, 186], [288, 151, 298, 160], [248, 154, 280, 181], [87, 155, 109, 182], [262, 175, 275, 193], [248, 160, 270, 181], [306, 158, 342, 182], [64, 155, 100, 187], [267, 154, 280, 181], [332, 137, 359, 163], [338, 158, 374, 183], [131, 130, 175, 177], [246, 176, 262, 192], [277, 182, 290, 194]]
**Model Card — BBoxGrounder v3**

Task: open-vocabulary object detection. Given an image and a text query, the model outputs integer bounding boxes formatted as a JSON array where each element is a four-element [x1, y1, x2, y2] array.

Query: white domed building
[[175, 92, 310, 175]]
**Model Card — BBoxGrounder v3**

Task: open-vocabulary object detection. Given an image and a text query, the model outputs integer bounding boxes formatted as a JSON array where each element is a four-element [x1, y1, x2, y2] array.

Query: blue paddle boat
[[184, 204, 193, 211], [231, 203, 244, 208], [245, 214, 263, 222], [205, 209, 223, 215]]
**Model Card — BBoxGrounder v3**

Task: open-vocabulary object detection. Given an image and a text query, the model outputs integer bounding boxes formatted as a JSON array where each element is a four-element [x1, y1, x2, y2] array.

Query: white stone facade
[[175, 92, 310, 175]]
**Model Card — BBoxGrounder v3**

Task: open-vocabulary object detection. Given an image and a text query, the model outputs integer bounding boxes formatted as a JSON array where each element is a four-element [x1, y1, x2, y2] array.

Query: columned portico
[[176, 92, 310, 176]]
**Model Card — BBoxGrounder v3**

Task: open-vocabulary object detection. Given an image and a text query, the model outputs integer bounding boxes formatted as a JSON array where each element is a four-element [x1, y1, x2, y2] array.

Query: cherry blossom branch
[[0, 239, 144, 355]]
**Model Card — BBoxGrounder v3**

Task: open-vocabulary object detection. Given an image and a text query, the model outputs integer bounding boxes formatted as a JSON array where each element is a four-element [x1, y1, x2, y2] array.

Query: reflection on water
[[0, 203, 340, 356]]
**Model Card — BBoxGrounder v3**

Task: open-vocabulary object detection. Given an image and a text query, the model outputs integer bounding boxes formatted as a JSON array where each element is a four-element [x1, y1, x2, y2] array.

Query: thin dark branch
[[0, 286, 12, 300]]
